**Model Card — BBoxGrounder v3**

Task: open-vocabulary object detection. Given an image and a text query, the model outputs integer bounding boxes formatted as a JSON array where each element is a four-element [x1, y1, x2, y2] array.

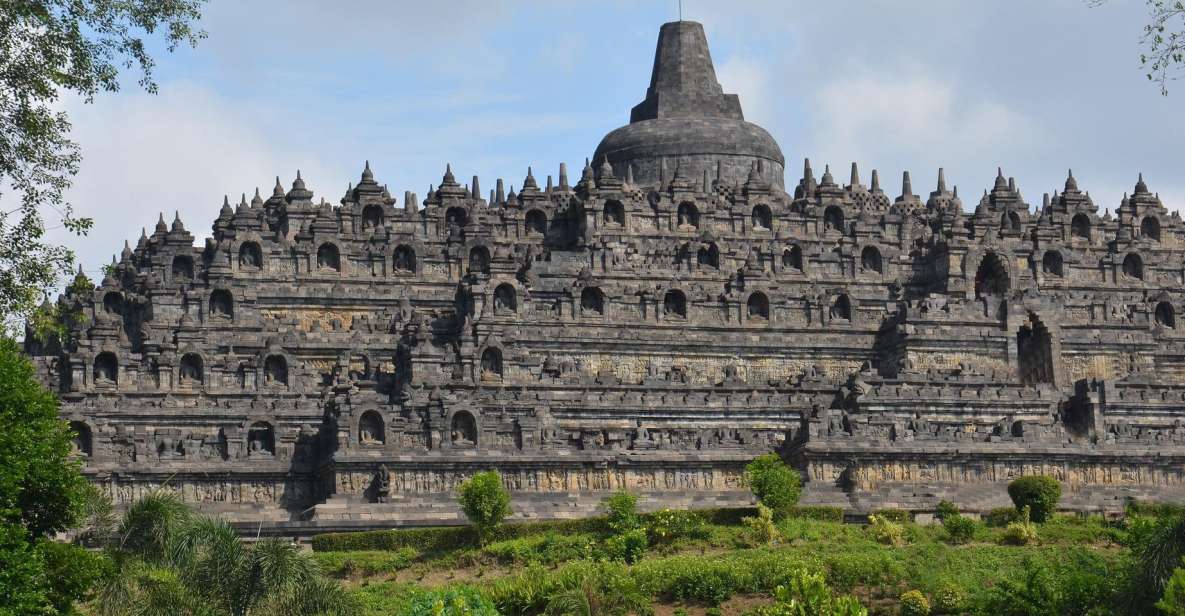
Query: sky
[[54, 0, 1185, 274]]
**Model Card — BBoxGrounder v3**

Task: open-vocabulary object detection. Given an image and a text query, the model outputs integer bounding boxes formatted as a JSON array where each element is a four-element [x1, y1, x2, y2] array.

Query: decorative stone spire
[[559, 162, 570, 190], [121, 240, 133, 261], [496, 178, 506, 205], [171, 211, 186, 233], [1065, 169, 1078, 192], [471, 175, 481, 199], [627, 164, 636, 185], [936, 168, 947, 194], [545, 175, 553, 193], [251, 187, 263, 208], [522, 167, 539, 192], [820, 164, 835, 187], [993, 167, 1008, 191], [219, 195, 233, 218], [361, 160, 374, 184], [581, 158, 595, 184], [870, 169, 882, 193], [272, 176, 284, 198], [441, 164, 457, 187], [629, 21, 743, 122], [1135, 172, 1149, 195], [846, 162, 865, 192]]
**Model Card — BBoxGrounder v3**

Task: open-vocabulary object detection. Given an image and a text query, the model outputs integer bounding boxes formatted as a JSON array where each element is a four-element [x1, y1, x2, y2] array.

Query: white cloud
[[56, 82, 346, 272]]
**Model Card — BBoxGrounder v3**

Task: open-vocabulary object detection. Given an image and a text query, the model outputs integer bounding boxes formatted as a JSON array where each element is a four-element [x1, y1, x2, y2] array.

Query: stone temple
[[26, 21, 1185, 529]]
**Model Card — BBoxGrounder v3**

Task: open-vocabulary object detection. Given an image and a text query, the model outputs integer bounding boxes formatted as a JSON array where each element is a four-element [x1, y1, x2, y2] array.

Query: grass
[[314, 510, 1129, 616]]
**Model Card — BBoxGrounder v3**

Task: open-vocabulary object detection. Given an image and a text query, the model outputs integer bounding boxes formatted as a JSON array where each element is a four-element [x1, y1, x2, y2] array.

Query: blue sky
[[58, 0, 1185, 273]]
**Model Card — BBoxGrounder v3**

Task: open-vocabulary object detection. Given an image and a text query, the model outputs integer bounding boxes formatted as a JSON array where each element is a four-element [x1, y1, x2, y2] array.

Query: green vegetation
[[458, 471, 513, 545], [1006, 476, 1062, 523], [897, 590, 929, 616], [745, 454, 803, 515]]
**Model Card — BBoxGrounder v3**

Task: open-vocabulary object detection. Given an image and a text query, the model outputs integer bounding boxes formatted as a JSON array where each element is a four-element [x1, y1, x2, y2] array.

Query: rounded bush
[[745, 453, 803, 512], [457, 471, 511, 542], [604, 527, 648, 564], [934, 500, 959, 521], [941, 514, 977, 545], [1007, 476, 1061, 523], [403, 586, 499, 616], [899, 590, 930, 616], [931, 583, 966, 613]]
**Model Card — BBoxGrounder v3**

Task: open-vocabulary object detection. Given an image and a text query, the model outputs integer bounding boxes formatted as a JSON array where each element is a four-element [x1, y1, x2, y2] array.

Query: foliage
[[975, 554, 1117, 616], [313, 549, 417, 578], [1157, 560, 1185, 616], [401, 586, 500, 616], [1128, 500, 1185, 519], [94, 490, 358, 616], [1125, 513, 1185, 612], [601, 490, 641, 534], [866, 515, 905, 547], [604, 528, 648, 564], [930, 582, 966, 614], [457, 471, 512, 544], [985, 507, 1021, 528], [542, 562, 652, 616], [1137, 1, 1185, 94], [0, 336, 97, 614], [872, 509, 911, 524], [785, 506, 844, 522], [743, 504, 783, 546], [745, 454, 803, 513], [1007, 476, 1062, 523], [934, 501, 958, 522], [646, 508, 708, 546], [484, 533, 597, 566], [0, 0, 207, 327], [941, 514, 977, 545], [744, 570, 867, 616], [1001, 507, 1040, 546], [898, 590, 930, 616]]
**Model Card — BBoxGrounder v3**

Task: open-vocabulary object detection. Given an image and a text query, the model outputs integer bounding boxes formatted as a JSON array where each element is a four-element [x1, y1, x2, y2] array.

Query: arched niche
[[480, 347, 503, 380], [747, 292, 770, 320], [823, 206, 844, 233], [247, 421, 275, 456], [445, 207, 468, 227], [493, 283, 517, 314], [1042, 251, 1064, 277], [974, 253, 1010, 298], [469, 246, 490, 275], [604, 200, 625, 226], [239, 242, 263, 269], [1123, 253, 1144, 280], [783, 245, 803, 271], [94, 352, 118, 386], [663, 289, 687, 318], [393, 245, 416, 273], [179, 353, 203, 387], [751, 204, 772, 230], [359, 410, 385, 445], [861, 246, 882, 274], [102, 292, 123, 316], [830, 294, 852, 321], [171, 255, 194, 281], [69, 421, 92, 457], [697, 243, 719, 269], [451, 411, 478, 448], [361, 204, 384, 230], [676, 202, 699, 228], [317, 243, 341, 271], [1071, 214, 1091, 241], [1142, 216, 1161, 241], [525, 209, 547, 236], [1017, 312, 1056, 386], [1156, 301, 1176, 329], [263, 355, 288, 387], [209, 290, 233, 319], [581, 287, 604, 315]]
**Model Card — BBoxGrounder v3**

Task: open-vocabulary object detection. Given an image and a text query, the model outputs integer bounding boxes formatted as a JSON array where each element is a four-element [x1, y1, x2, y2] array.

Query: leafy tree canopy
[[0, 0, 206, 328]]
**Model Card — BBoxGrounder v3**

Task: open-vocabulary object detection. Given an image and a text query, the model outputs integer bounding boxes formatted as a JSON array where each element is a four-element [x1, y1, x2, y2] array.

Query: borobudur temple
[[26, 21, 1185, 530]]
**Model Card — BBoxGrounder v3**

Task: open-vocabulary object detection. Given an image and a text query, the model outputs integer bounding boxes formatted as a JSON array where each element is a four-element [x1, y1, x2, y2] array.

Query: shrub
[[941, 514, 976, 545], [873, 508, 912, 524], [1000, 507, 1039, 546], [604, 528, 648, 564], [930, 582, 966, 614], [667, 564, 738, 605], [646, 508, 708, 546], [1158, 563, 1185, 616], [542, 562, 651, 616], [744, 570, 868, 616], [745, 454, 803, 512], [898, 590, 930, 616], [313, 548, 417, 577], [457, 471, 512, 544], [311, 517, 605, 552], [934, 500, 959, 522], [985, 507, 1021, 528], [742, 504, 782, 546], [867, 514, 905, 547], [483, 533, 595, 566], [1007, 476, 1061, 523], [1127, 500, 1185, 519], [602, 490, 641, 533], [401, 586, 500, 616]]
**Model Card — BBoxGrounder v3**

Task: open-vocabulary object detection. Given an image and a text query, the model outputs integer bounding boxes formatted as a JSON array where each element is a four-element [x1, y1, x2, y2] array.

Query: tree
[[0, 334, 100, 613], [0, 0, 206, 328], [744, 453, 802, 514], [1091, 0, 1185, 94], [95, 491, 359, 616], [457, 471, 511, 544], [1007, 476, 1062, 523]]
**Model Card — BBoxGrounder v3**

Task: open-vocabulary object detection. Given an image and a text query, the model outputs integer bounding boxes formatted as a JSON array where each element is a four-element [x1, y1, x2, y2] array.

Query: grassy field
[[309, 507, 1131, 615]]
